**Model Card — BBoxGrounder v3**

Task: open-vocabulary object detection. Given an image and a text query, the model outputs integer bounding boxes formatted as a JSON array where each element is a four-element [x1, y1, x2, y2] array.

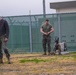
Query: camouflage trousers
[[42, 35, 51, 53], [0, 36, 10, 59]]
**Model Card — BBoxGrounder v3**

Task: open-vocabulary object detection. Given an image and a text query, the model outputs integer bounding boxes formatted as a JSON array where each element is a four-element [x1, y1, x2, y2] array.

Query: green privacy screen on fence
[[3, 13, 76, 53]]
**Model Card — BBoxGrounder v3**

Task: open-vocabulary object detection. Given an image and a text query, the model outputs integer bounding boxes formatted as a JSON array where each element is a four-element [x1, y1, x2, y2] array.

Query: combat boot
[[48, 52, 50, 55], [0, 58, 3, 64], [43, 52, 46, 55], [7, 57, 11, 64]]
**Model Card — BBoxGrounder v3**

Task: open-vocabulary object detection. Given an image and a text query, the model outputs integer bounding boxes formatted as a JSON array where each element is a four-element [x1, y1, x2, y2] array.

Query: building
[[50, 1, 76, 13]]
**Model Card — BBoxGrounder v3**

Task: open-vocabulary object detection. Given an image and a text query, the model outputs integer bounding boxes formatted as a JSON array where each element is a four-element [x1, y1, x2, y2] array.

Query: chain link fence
[[3, 13, 76, 53]]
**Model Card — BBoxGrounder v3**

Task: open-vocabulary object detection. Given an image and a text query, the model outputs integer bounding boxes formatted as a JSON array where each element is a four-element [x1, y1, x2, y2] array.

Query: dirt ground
[[0, 52, 76, 75]]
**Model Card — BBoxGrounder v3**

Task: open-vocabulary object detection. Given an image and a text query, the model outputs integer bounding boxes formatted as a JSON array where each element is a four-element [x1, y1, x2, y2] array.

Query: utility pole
[[43, 0, 46, 18]]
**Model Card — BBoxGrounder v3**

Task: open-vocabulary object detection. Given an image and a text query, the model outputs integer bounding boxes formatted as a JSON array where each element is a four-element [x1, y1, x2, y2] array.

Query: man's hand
[[40, 28, 53, 35], [44, 32, 50, 35], [47, 32, 50, 35], [43, 32, 47, 35], [4, 38, 8, 42]]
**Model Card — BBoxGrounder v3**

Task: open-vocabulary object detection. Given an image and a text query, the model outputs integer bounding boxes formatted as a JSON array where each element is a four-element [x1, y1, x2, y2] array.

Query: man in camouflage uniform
[[40, 19, 54, 55], [0, 16, 11, 64]]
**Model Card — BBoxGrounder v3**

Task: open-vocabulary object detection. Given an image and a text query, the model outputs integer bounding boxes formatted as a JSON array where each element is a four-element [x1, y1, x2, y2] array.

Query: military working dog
[[53, 37, 61, 55]]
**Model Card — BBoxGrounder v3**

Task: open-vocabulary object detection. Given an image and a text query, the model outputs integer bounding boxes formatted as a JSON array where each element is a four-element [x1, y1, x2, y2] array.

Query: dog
[[53, 37, 61, 55]]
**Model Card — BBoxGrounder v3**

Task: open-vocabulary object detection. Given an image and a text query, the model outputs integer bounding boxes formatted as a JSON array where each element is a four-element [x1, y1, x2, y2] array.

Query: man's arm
[[48, 27, 54, 34], [4, 20, 9, 38], [40, 28, 47, 35]]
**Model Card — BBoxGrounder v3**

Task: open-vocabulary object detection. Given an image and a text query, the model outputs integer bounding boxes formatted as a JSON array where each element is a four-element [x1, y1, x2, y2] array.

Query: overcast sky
[[0, 0, 74, 16]]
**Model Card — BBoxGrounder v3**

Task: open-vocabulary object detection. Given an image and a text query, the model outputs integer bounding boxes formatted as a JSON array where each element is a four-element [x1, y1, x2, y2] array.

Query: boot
[[0, 58, 3, 64], [48, 52, 50, 55], [7, 57, 11, 64], [43, 52, 46, 55]]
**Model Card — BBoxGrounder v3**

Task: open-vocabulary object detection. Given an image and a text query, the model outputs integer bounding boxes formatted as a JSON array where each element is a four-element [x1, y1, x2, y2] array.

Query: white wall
[[56, 8, 76, 13]]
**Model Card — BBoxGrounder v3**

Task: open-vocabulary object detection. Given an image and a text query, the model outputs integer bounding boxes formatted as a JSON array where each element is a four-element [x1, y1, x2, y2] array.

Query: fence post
[[58, 14, 61, 42], [29, 13, 33, 53]]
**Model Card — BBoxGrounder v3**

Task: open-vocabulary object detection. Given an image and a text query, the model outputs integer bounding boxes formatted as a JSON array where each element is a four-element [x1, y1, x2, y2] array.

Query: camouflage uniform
[[41, 23, 52, 54], [0, 36, 10, 63]]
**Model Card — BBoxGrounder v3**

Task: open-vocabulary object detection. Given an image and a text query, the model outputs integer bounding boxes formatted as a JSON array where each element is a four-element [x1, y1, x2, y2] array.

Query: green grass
[[67, 52, 76, 59], [71, 55, 76, 59], [19, 52, 76, 63], [59, 54, 76, 59], [69, 52, 76, 54], [20, 58, 46, 63]]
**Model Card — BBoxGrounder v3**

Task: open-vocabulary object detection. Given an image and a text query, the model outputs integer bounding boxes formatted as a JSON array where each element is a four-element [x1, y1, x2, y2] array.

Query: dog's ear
[[57, 37, 59, 41], [55, 37, 57, 41], [55, 37, 59, 43]]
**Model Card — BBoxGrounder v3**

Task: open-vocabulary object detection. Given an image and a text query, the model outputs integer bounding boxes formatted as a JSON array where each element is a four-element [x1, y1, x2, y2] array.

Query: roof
[[50, 1, 76, 9]]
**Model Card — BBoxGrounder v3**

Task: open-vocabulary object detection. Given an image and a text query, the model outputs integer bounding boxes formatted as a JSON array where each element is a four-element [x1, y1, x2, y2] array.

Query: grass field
[[0, 52, 76, 75]]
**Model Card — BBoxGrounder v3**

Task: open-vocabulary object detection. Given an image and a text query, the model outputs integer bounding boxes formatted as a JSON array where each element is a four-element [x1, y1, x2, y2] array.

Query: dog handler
[[0, 17, 11, 64], [40, 19, 54, 55]]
